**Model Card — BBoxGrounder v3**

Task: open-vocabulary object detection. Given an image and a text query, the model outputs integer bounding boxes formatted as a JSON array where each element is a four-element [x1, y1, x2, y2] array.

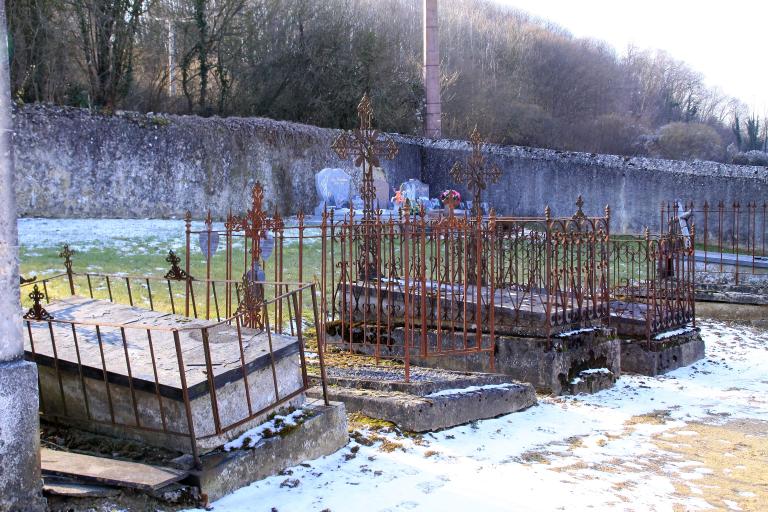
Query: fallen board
[[41, 448, 186, 491]]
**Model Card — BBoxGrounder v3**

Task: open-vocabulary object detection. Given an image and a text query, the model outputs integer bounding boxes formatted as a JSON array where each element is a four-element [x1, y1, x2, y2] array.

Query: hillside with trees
[[8, 0, 767, 162]]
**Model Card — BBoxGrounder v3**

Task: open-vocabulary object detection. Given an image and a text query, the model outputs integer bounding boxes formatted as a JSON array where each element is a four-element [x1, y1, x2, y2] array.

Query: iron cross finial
[[331, 94, 399, 215], [449, 127, 501, 216], [59, 244, 75, 272], [23, 284, 53, 321]]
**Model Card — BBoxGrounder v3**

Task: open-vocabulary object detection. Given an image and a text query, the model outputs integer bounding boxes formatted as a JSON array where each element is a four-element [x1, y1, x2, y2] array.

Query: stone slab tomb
[[332, 280, 619, 395], [25, 296, 305, 454], [306, 366, 536, 431], [620, 327, 705, 376]]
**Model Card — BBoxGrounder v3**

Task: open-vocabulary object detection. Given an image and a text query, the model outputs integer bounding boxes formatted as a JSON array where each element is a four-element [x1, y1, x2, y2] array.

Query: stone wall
[[13, 104, 768, 233], [420, 139, 768, 233], [13, 105, 421, 219]]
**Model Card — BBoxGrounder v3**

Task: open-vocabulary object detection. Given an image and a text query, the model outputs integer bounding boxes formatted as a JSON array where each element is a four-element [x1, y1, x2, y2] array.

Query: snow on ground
[[17, 218, 320, 253], [184, 320, 768, 512]]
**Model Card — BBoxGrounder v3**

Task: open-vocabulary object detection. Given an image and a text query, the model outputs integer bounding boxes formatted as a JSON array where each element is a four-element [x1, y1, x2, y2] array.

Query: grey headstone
[[373, 175, 391, 209], [198, 231, 220, 259], [315, 168, 352, 213], [400, 179, 430, 203]]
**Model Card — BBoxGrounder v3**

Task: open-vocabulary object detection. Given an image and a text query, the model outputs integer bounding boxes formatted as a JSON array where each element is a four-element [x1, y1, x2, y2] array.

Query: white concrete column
[[0, 5, 21, 363], [0, 2, 46, 510], [423, 0, 442, 139]]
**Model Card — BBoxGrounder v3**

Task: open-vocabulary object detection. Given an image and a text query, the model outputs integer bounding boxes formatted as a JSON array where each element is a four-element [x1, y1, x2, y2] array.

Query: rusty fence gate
[[609, 231, 696, 345], [662, 201, 768, 282]]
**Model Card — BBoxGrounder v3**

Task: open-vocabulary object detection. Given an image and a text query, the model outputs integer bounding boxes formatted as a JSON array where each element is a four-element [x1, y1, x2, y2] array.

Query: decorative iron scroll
[[164, 250, 192, 280], [236, 275, 264, 329], [23, 284, 53, 321], [450, 126, 502, 216]]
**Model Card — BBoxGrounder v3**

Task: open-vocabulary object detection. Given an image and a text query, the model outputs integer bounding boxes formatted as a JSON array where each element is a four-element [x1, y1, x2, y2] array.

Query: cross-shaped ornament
[[23, 284, 53, 321], [227, 182, 284, 267], [331, 94, 398, 215], [449, 126, 502, 216]]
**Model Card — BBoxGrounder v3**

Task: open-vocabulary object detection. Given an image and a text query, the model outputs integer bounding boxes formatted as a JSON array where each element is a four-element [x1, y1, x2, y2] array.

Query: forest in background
[[8, 0, 768, 163]]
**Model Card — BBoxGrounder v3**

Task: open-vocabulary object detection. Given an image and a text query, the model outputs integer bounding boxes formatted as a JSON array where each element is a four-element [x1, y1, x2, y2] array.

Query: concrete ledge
[[376, 328, 620, 395], [190, 401, 348, 502], [621, 328, 705, 376], [696, 272, 768, 305], [309, 381, 535, 432], [0, 359, 47, 512]]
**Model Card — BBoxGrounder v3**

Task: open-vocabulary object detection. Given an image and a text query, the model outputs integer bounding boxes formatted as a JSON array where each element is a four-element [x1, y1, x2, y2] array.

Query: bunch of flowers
[[439, 189, 461, 209]]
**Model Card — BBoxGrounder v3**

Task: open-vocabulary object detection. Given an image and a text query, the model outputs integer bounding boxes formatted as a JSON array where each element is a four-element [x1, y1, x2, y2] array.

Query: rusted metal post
[[185, 211, 192, 317]]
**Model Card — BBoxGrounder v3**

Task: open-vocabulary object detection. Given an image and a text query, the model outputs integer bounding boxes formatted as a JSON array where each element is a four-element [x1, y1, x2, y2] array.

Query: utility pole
[[423, 0, 442, 138], [0, 1, 46, 510], [168, 19, 176, 97]]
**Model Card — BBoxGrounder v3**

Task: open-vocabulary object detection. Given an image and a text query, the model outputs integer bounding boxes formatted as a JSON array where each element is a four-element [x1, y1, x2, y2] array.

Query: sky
[[493, 0, 768, 113]]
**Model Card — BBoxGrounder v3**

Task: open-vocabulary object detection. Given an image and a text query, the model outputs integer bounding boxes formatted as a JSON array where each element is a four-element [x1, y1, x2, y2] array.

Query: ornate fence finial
[[165, 250, 192, 280], [572, 195, 587, 221], [23, 284, 53, 321], [449, 126, 501, 217], [59, 244, 75, 273], [544, 205, 551, 222], [59, 244, 76, 294]]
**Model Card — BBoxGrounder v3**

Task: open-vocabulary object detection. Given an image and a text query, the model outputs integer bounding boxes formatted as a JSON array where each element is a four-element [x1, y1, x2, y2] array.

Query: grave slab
[[335, 327, 620, 395], [620, 327, 705, 376], [191, 401, 348, 502], [26, 296, 305, 453], [306, 366, 536, 431]]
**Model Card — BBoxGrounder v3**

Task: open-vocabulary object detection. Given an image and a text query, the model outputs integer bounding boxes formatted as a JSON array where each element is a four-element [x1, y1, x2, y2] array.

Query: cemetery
[[12, 93, 764, 510]]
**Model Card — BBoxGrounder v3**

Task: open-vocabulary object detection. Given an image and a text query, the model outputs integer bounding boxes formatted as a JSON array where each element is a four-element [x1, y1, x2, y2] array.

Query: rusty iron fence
[[316, 199, 616, 379], [609, 231, 696, 345], [661, 201, 768, 282], [21, 229, 327, 469]]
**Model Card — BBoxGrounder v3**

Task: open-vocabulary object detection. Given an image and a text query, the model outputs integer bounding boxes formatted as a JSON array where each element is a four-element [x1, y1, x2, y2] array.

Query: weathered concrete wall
[[13, 105, 421, 219], [13, 104, 768, 232], [420, 139, 768, 233]]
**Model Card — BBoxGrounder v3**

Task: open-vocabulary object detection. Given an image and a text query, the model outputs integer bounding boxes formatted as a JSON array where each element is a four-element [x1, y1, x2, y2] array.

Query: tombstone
[[400, 179, 430, 204], [314, 168, 353, 215], [198, 231, 220, 259], [371, 167, 391, 210]]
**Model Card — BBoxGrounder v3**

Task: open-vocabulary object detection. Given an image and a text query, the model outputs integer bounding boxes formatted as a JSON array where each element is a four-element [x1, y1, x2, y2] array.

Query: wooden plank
[[41, 449, 186, 491], [44, 481, 120, 498]]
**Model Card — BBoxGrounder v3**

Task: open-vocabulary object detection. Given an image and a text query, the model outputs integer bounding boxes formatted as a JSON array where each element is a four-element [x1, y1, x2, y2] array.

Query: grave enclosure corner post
[[0, 1, 47, 507]]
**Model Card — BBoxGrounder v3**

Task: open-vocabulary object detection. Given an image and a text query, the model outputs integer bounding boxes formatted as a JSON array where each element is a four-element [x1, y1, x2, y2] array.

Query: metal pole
[[423, 0, 442, 138]]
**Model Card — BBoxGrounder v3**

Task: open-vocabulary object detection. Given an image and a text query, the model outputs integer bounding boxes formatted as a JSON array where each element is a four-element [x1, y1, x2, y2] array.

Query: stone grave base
[[695, 270, 768, 305], [27, 297, 307, 454], [191, 402, 348, 502], [338, 327, 620, 395], [306, 367, 535, 432], [621, 327, 704, 376]]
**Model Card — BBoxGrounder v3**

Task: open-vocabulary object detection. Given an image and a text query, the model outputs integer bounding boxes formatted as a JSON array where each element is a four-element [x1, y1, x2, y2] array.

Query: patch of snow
[[579, 368, 612, 375], [182, 320, 768, 512], [425, 383, 518, 398], [654, 325, 696, 340], [224, 409, 307, 451], [556, 327, 598, 338]]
